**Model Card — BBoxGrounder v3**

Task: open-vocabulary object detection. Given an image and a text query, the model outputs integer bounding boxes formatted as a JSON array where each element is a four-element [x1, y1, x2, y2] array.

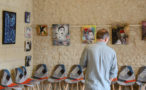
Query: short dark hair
[[96, 29, 109, 39]]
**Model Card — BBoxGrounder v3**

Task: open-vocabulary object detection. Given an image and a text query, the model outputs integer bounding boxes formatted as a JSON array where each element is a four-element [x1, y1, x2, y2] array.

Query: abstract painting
[[25, 27, 32, 38], [25, 55, 32, 67], [3, 11, 16, 44], [25, 12, 30, 23], [142, 21, 146, 40], [25, 40, 31, 52], [37, 25, 48, 36], [81, 25, 96, 44], [112, 24, 129, 44], [52, 24, 70, 46]]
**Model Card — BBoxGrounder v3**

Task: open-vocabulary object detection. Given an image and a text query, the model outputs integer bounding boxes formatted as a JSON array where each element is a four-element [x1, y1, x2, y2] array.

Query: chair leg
[[54, 83, 56, 90], [130, 85, 133, 90], [112, 84, 115, 90], [47, 83, 51, 90], [71, 84, 74, 90], [41, 82, 44, 90], [119, 85, 122, 90], [59, 82, 61, 90], [77, 83, 78, 90], [64, 83, 68, 90], [36, 83, 40, 90]]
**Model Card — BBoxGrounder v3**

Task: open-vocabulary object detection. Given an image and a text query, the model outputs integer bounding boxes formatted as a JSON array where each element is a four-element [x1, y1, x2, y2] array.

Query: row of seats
[[0, 64, 145, 90]]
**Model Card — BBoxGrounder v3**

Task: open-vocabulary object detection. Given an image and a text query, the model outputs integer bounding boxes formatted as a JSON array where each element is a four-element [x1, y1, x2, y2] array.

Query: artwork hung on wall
[[25, 55, 32, 67], [37, 25, 48, 36], [112, 24, 129, 45], [25, 40, 31, 52], [81, 25, 96, 44], [3, 11, 16, 44], [25, 27, 32, 38], [25, 12, 30, 23], [142, 21, 146, 40], [52, 24, 70, 46]]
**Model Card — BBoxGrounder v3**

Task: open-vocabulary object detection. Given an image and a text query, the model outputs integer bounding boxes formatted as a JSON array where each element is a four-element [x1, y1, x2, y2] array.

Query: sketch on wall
[[142, 21, 146, 40], [25, 40, 31, 52], [25, 12, 30, 23], [81, 25, 96, 44], [25, 27, 32, 38], [37, 25, 48, 36], [3, 11, 16, 44], [25, 55, 32, 67], [112, 24, 129, 45], [52, 24, 70, 46]]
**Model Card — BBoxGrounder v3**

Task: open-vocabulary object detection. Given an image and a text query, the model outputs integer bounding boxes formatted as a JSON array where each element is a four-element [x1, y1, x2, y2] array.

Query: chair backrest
[[118, 66, 135, 81], [69, 65, 83, 79], [1, 69, 13, 86], [15, 67, 25, 83], [51, 64, 66, 79], [21, 66, 28, 79], [137, 66, 146, 85], [33, 64, 48, 79]]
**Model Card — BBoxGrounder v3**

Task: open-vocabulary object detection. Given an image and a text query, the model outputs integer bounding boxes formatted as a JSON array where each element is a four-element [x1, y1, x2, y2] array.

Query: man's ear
[[105, 37, 109, 43]]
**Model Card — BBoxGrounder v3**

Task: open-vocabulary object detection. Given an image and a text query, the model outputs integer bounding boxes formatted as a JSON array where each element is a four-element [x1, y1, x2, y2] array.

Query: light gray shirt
[[80, 42, 118, 90]]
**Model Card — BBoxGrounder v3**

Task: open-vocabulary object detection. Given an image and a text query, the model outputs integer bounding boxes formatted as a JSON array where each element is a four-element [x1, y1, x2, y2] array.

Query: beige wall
[[33, 0, 146, 74], [0, 0, 33, 76]]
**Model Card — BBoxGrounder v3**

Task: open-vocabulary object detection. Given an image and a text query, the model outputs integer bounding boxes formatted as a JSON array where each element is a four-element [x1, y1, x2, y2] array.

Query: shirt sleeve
[[80, 47, 88, 69], [109, 52, 118, 79]]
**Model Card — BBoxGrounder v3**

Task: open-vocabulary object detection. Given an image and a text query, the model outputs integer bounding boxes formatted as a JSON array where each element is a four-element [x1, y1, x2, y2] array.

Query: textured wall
[[0, 0, 33, 76], [33, 0, 146, 74]]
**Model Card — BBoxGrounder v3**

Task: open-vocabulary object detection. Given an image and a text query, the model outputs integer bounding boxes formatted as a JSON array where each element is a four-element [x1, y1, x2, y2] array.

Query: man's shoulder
[[106, 45, 116, 54]]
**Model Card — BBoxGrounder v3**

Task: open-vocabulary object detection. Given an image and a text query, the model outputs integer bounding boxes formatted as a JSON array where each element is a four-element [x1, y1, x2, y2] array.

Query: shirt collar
[[96, 41, 107, 45]]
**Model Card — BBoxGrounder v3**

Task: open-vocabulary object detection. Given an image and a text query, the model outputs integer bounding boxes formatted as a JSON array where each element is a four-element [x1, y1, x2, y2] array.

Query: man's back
[[80, 42, 118, 90]]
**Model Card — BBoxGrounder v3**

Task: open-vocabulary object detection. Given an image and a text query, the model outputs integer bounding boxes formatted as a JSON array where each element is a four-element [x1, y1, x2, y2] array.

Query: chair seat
[[48, 77, 67, 83], [65, 77, 84, 84], [0, 86, 5, 90]]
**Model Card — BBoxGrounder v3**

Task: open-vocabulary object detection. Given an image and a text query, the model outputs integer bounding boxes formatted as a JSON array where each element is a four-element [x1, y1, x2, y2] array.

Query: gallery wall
[[0, 0, 33, 76], [33, 0, 146, 73]]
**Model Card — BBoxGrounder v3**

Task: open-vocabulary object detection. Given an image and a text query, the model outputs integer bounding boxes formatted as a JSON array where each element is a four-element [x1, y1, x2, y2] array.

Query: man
[[80, 29, 118, 90]]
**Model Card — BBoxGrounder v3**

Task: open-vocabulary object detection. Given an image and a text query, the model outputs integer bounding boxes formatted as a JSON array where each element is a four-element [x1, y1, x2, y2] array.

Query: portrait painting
[[52, 24, 70, 46], [25, 27, 32, 38], [25, 55, 32, 67], [25, 12, 30, 23], [142, 21, 146, 40], [3, 11, 16, 44], [37, 25, 48, 36], [81, 25, 96, 44], [112, 24, 129, 45], [25, 40, 31, 52]]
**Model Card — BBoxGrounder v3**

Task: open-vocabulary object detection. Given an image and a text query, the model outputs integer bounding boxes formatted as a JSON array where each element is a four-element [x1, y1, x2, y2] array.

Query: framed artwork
[[25, 55, 32, 67], [81, 25, 96, 44], [25, 12, 30, 23], [142, 21, 146, 40], [2, 11, 16, 44], [52, 24, 70, 46], [112, 24, 129, 45], [25, 27, 32, 38], [25, 40, 31, 52], [37, 25, 48, 36]]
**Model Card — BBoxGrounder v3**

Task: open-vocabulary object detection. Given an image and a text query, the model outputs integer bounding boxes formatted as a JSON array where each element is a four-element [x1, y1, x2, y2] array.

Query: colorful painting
[[37, 25, 48, 36], [3, 11, 16, 44], [142, 21, 146, 40], [25, 27, 32, 38], [81, 25, 96, 44], [112, 24, 129, 44], [25, 55, 32, 67], [52, 24, 70, 46], [25, 12, 30, 23], [25, 40, 31, 52]]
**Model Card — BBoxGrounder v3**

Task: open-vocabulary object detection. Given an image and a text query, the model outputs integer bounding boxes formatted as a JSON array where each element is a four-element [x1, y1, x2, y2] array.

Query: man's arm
[[80, 47, 88, 69], [109, 52, 118, 81]]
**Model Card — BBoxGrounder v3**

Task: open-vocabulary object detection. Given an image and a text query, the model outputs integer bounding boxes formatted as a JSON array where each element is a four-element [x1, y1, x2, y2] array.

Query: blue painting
[[3, 11, 16, 44], [25, 12, 30, 23]]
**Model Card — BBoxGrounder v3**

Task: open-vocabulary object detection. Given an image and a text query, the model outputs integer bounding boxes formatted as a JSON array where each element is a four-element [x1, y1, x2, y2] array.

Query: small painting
[[52, 24, 70, 46], [3, 11, 16, 44], [25, 40, 31, 52], [25, 55, 32, 67], [25, 12, 30, 23], [142, 21, 146, 40], [112, 24, 129, 45], [25, 27, 32, 38], [37, 25, 48, 36], [81, 25, 96, 44]]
